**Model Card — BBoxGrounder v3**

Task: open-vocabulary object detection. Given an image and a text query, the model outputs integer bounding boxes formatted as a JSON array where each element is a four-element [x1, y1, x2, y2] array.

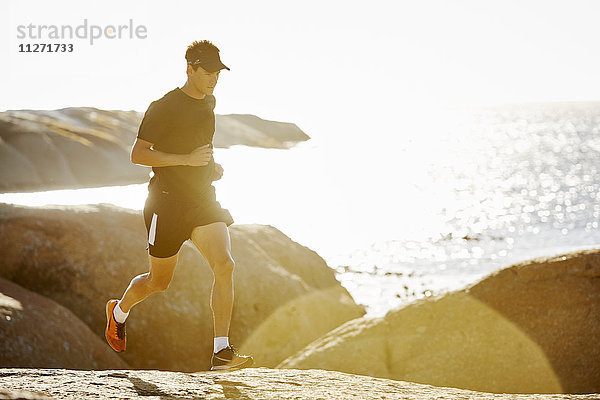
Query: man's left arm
[[212, 162, 224, 181]]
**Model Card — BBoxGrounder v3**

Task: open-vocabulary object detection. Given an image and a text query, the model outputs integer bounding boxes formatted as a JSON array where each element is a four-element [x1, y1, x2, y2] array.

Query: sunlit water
[[3, 102, 600, 316]]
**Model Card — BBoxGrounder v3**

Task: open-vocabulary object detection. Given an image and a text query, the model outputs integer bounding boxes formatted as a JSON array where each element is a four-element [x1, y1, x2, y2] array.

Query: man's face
[[187, 65, 220, 96]]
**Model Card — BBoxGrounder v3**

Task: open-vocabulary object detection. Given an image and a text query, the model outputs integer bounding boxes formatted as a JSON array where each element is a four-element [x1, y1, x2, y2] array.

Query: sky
[[2, 0, 600, 143]]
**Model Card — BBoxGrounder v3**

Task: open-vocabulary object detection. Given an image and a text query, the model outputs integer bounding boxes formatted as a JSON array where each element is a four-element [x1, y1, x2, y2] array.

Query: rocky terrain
[[0, 277, 128, 370], [0, 108, 309, 192], [1, 202, 599, 397], [279, 249, 600, 394], [0, 203, 363, 372], [1, 368, 598, 400]]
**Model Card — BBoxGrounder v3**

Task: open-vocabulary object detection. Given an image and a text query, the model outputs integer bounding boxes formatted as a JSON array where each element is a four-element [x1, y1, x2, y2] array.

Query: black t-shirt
[[137, 87, 217, 201]]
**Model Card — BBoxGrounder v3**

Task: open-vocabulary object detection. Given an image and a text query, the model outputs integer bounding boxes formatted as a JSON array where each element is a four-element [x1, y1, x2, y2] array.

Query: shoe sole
[[210, 357, 253, 371], [105, 300, 124, 353]]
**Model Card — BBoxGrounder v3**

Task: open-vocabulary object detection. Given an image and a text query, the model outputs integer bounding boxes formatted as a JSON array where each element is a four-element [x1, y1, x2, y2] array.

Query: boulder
[[279, 249, 600, 394], [0, 203, 363, 371], [1, 368, 598, 400], [0, 277, 129, 370], [0, 110, 147, 191], [214, 114, 310, 149], [0, 108, 309, 192]]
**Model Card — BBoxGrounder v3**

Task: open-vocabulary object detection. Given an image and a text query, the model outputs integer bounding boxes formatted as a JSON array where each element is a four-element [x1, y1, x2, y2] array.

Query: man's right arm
[[130, 138, 213, 167]]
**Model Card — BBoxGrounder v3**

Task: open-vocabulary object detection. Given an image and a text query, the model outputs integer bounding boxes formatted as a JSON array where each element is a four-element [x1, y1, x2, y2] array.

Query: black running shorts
[[142, 186, 234, 258]]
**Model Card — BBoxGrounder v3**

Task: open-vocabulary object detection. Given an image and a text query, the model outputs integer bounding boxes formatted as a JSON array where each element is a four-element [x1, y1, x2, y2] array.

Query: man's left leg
[[190, 222, 253, 370]]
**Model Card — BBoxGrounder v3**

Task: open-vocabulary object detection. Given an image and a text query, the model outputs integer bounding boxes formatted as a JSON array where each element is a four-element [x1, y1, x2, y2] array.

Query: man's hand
[[213, 162, 224, 181], [185, 144, 213, 166]]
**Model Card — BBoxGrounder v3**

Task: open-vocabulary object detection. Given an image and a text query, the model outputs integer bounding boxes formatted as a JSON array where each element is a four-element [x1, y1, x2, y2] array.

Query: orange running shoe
[[105, 299, 126, 352]]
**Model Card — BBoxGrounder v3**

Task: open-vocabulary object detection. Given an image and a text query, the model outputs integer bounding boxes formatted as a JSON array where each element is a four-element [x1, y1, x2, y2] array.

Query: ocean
[[3, 102, 600, 317]]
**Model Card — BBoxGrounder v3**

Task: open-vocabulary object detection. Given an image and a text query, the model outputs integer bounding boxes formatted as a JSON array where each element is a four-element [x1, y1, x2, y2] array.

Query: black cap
[[187, 48, 230, 72]]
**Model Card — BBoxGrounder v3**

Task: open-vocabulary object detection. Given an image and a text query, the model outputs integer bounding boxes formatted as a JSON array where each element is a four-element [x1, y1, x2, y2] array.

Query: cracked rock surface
[[0, 368, 598, 400]]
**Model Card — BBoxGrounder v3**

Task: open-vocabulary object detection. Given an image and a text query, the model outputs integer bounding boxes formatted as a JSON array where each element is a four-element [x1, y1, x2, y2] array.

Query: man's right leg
[[119, 253, 179, 312], [105, 253, 179, 352]]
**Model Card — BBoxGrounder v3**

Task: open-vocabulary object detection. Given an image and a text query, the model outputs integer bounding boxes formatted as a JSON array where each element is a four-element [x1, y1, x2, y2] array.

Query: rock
[[0, 110, 147, 192], [214, 114, 310, 149], [0, 277, 129, 370], [0, 391, 52, 400], [467, 251, 600, 393], [1, 368, 598, 400], [279, 249, 600, 394], [0, 108, 309, 192], [0, 203, 363, 371], [0, 389, 53, 399]]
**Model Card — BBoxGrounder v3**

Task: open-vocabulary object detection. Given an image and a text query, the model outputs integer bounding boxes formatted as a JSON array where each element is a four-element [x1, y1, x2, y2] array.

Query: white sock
[[113, 300, 129, 323], [214, 336, 229, 353]]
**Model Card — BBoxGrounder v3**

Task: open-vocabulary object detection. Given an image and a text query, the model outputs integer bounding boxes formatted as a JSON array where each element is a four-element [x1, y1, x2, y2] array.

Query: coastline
[[0, 202, 598, 394]]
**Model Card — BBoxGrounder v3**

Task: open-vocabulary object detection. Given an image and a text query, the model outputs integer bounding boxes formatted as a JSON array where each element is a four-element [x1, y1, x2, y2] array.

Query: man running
[[105, 40, 253, 371]]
